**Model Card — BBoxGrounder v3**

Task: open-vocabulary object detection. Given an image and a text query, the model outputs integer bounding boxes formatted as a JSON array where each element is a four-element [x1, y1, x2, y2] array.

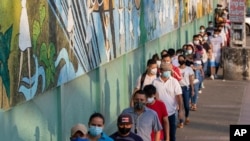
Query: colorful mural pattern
[[0, 0, 214, 109]]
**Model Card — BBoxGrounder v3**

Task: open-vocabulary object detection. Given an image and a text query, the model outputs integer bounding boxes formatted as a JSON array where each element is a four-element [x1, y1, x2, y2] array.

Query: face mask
[[89, 126, 103, 137], [203, 36, 208, 41], [178, 60, 186, 65], [194, 40, 199, 45], [134, 101, 145, 110], [162, 71, 171, 78], [156, 60, 161, 68], [186, 50, 193, 54], [209, 24, 213, 27], [214, 34, 218, 37], [71, 137, 89, 141], [200, 29, 205, 33], [150, 68, 157, 75], [118, 127, 131, 135], [147, 97, 155, 103]]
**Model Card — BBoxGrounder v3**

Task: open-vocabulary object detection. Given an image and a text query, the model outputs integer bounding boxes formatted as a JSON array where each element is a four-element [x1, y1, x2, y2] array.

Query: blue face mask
[[70, 137, 89, 141], [89, 126, 103, 137], [163, 71, 171, 78]]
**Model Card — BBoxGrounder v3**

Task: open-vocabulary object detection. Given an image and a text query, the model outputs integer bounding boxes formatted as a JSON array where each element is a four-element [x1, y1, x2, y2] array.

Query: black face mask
[[118, 127, 131, 135], [134, 102, 145, 110], [179, 60, 186, 65]]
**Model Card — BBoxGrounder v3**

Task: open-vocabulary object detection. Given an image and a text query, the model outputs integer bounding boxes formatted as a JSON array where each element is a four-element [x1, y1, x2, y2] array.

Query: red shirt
[[172, 65, 182, 81], [147, 100, 168, 141]]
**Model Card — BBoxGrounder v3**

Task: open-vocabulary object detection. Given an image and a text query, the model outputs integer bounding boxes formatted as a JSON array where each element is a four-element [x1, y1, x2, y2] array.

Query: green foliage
[[32, 20, 40, 53], [39, 42, 56, 88]]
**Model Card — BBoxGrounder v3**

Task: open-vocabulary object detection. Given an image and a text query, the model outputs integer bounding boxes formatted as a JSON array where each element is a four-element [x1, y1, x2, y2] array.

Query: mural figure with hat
[[110, 114, 143, 141], [70, 123, 89, 141]]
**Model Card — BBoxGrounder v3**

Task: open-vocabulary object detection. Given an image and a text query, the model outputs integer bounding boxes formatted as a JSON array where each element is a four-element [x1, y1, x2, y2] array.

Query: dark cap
[[117, 114, 133, 124]]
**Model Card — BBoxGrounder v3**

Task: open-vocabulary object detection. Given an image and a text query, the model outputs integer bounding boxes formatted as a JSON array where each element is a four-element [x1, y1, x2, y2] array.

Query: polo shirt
[[152, 77, 182, 116], [122, 107, 162, 141]]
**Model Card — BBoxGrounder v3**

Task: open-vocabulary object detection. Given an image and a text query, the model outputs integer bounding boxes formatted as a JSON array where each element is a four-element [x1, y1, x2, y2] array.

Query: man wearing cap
[[70, 123, 88, 141], [152, 62, 184, 141], [110, 114, 143, 141]]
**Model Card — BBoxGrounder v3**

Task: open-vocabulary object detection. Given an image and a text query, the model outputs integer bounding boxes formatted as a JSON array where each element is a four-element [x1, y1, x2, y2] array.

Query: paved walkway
[[176, 77, 250, 140]]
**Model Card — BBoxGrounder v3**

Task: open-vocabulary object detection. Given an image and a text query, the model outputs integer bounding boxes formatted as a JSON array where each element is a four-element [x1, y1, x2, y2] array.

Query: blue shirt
[[98, 133, 114, 141]]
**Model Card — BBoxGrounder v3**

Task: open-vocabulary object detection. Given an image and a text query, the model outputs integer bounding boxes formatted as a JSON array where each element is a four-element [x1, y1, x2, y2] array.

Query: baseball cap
[[71, 123, 87, 136], [160, 62, 172, 71], [117, 114, 133, 124]]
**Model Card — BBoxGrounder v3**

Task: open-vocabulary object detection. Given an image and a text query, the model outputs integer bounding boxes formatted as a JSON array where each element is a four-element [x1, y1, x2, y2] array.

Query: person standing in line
[[130, 59, 158, 107], [122, 90, 162, 141], [87, 113, 114, 141], [144, 84, 170, 141], [152, 62, 184, 141], [209, 29, 223, 79], [177, 55, 195, 128], [70, 123, 89, 141], [110, 114, 143, 141], [161, 54, 182, 81]]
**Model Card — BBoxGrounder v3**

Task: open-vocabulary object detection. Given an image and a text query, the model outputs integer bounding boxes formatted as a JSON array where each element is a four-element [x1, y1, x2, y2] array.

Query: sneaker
[[193, 79, 199, 84], [214, 74, 218, 79], [201, 83, 205, 88], [210, 75, 214, 80], [177, 123, 184, 128], [198, 90, 202, 94]]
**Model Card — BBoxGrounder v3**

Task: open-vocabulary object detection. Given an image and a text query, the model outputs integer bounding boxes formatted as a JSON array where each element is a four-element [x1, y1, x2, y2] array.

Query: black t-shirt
[[110, 132, 143, 141]]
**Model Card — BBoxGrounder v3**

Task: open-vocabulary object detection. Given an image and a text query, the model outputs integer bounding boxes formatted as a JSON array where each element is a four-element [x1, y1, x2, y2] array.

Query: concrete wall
[[223, 47, 250, 80], [0, 15, 212, 141]]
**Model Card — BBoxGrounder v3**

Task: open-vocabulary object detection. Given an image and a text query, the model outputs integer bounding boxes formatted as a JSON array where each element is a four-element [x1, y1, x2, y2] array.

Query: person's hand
[[191, 90, 195, 96]]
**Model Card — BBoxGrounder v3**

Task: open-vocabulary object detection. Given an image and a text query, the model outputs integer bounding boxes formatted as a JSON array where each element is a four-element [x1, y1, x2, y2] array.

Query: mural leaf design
[[32, 20, 40, 53], [39, 42, 55, 87], [0, 25, 13, 100], [39, 4, 46, 27]]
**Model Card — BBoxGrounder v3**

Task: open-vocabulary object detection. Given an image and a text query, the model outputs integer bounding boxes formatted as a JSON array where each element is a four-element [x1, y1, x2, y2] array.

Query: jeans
[[168, 114, 177, 141], [191, 70, 202, 105], [181, 86, 191, 118], [203, 61, 208, 76]]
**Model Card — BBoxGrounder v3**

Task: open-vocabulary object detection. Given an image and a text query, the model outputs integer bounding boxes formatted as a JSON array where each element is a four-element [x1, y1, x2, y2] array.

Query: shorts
[[209, 60, 219, 67]]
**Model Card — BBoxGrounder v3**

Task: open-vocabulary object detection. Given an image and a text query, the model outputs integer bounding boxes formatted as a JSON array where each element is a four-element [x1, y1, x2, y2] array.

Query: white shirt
[[136, 74, 157, 90], [153, 77, 182, 116], [172, 55, 180, 67], [179, 66, 194, 86]]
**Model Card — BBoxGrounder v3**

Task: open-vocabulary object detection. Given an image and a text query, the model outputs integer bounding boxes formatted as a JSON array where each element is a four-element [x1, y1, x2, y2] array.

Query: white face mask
[[156, 60, 161, 68], [203, 36, 208, 41], [147, 97, 155, 103], [200, 29, 205, 33], [187, 50, 193, 54], [214, 34, 218, 37], [150, 68, 157, 75], [209, 24, 213, 27], [194, 40, 199, 45]]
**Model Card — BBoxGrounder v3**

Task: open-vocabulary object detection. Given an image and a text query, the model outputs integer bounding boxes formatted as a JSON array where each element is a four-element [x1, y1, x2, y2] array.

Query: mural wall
[[0, 0, 214, 109]]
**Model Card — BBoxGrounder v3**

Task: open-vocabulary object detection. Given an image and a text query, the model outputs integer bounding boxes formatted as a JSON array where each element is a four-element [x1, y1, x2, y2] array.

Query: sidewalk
[[176, 74, 250, 140]]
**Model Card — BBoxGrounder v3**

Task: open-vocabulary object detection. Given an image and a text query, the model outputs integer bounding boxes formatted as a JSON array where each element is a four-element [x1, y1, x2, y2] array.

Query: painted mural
[[0, 0, 214, 109]]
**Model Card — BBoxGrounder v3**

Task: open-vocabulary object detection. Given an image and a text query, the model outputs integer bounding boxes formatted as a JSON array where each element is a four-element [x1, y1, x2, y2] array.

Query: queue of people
[[69, 4, 230, 141]]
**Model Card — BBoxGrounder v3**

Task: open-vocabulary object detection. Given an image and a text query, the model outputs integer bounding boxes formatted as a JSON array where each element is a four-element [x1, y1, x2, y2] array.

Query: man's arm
[[163, 116, 170, 141], [176, 94, 184, 119], [154, 130, 161, 141]]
